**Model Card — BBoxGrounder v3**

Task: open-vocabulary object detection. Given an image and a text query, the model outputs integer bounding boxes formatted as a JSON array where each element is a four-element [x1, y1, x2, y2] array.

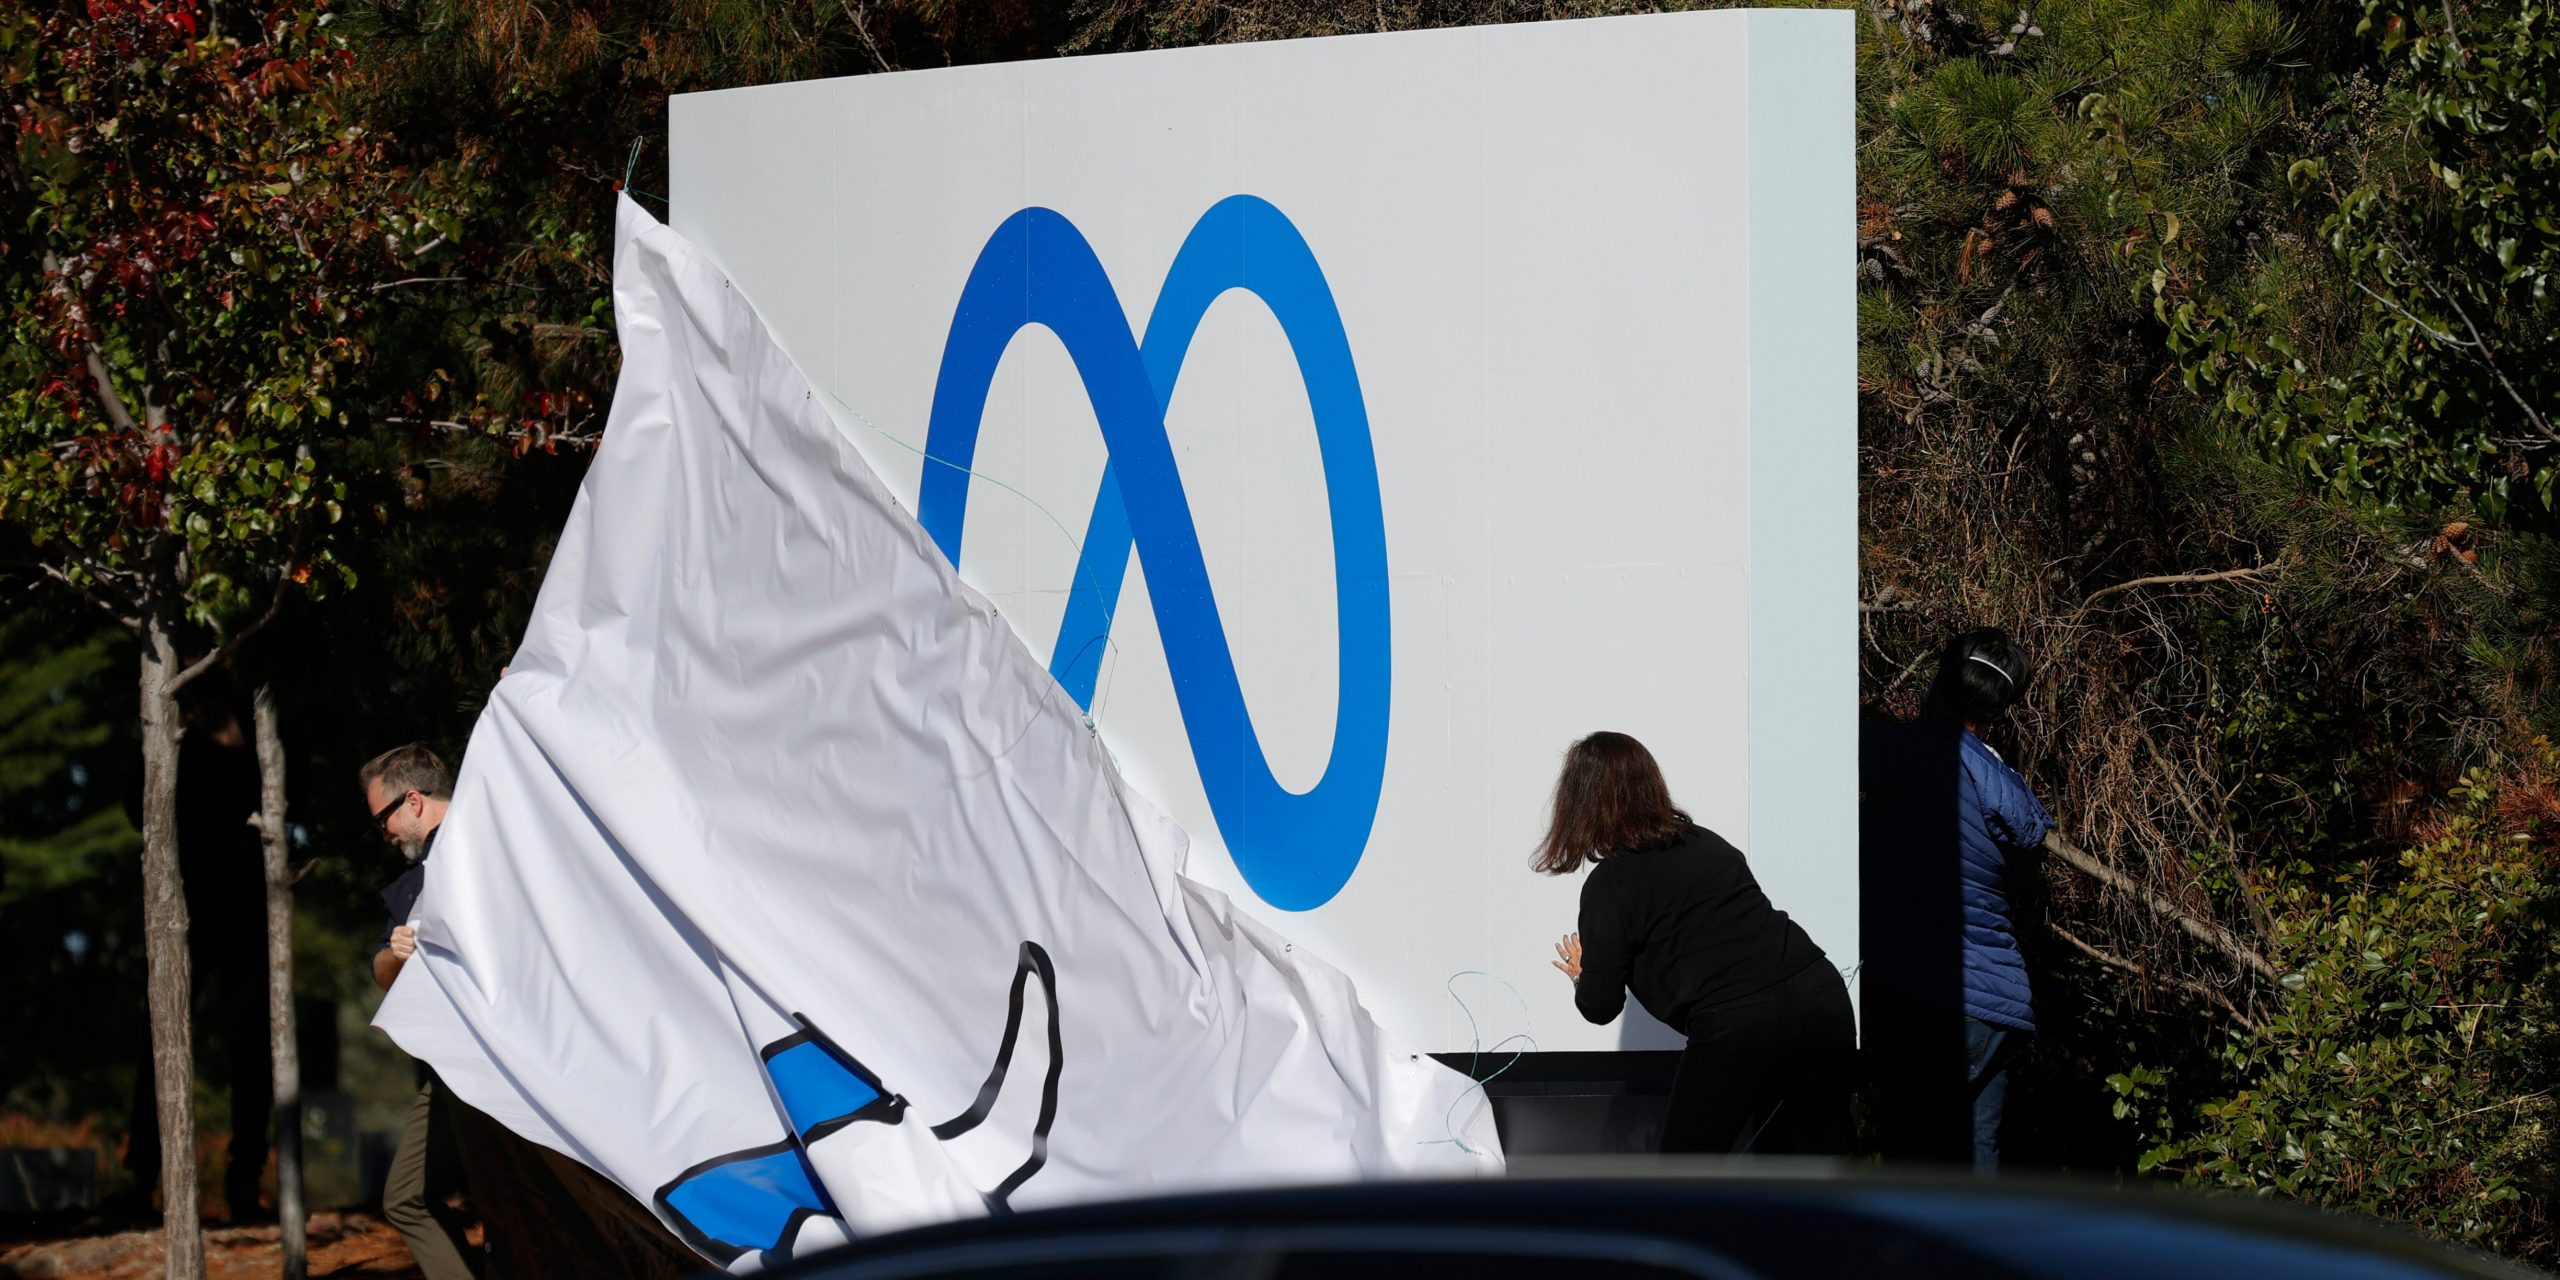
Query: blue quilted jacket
[[1957, 730, 2053, 1030]]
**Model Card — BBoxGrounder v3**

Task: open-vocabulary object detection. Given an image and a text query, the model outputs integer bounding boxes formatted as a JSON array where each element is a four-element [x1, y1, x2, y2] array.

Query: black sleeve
[[1574, 863, 1631, 1025], [375, 865, 420, 965]]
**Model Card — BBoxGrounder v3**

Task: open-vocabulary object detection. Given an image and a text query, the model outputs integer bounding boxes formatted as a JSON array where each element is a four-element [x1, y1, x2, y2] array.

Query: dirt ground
[[0, 1214, 428, 1280]]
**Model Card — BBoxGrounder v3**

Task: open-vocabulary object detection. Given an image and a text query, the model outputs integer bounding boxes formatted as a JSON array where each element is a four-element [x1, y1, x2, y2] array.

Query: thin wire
[[818, 389, 1125, 724], [1736, 1101, 1786, 1154], [1419, 970, 1534, 1157]]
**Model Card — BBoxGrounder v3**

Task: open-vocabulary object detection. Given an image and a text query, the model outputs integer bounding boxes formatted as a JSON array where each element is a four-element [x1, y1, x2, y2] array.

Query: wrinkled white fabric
[[371, 195, 1498, 1272]]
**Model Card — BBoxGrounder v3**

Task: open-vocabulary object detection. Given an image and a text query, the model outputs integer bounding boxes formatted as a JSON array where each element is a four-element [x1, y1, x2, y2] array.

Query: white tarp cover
[[372, 195, 1500, 1272]]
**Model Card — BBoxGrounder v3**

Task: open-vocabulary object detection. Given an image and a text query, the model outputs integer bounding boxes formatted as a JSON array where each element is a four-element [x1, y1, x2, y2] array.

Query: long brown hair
[[1530, 731, 1691, 875]]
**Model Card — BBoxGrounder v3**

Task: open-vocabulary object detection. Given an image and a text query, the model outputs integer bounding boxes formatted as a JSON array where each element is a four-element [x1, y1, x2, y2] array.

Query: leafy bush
[[2134, 0, 2560, 523], [2159, 755, 2560, 1256]]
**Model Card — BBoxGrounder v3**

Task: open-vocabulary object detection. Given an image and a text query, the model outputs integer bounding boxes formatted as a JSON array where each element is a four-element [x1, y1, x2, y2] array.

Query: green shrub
[[2162, 756, 2560, 1256]]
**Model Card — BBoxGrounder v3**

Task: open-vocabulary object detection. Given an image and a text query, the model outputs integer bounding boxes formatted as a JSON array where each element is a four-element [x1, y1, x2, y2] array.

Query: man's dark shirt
[[378, 826, 441, 1088], [377, 825, 439, 958]]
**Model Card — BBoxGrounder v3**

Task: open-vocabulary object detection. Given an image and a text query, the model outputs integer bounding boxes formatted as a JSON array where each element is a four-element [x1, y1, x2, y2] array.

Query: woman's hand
[[1552, 932, 1583, 984]]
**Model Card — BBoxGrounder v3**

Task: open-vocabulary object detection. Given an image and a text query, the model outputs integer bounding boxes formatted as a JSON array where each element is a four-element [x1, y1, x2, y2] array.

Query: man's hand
[[374, 924, 417, 990], [1552, 932, 1583, 984]]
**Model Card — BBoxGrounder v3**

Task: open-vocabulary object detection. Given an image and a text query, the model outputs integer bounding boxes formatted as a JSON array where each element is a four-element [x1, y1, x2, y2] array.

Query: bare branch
[[2051, 921, 2265, 1036], [2438, 1092, 2549, 1126], [1882, 642, 1938, 696], [2081, 563, 2276, 608], [381, 416, 606, 449], [2352, 277, 2468, 348], [168, 572, 292, 696], [7, 560, 143, 631], [838, 0, 896, 72], [82, 347, 143, 435], [366, 276, 467, 293], [34, 257, 143, 437], [141, 331, 175, 438], [2045, 831, 2282, 983], [64, 546, 147, 594], [2426, 279, 2560, 448]]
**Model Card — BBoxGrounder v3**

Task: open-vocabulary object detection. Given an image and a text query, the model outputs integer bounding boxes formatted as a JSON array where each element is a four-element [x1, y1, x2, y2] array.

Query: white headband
[[1966, 653, 2015, 686]]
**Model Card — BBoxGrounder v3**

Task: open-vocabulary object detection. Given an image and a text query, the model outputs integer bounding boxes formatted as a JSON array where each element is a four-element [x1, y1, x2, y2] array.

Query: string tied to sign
[[819, 388, 1127, 731], [1419, 970, 1534, 1158], [615, 136, 666, 206]]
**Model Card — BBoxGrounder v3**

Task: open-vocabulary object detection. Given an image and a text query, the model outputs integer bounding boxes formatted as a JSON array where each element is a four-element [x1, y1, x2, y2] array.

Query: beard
[[397, 831, 428, 862]]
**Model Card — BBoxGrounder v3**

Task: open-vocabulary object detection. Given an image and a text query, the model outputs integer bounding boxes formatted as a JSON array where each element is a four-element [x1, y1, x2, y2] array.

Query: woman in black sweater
[[1539, 731, 1855, 1155]]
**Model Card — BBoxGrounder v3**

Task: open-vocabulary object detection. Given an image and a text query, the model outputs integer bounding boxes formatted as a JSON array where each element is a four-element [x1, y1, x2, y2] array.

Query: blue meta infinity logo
[[919, 196, 1389, 911]]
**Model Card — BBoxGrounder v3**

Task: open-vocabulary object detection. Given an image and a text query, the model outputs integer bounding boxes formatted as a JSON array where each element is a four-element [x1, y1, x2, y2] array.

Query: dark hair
[[359, 743, 453, 803], [1530, 731, 1691, 875], [1923, 627, 2033, 725]]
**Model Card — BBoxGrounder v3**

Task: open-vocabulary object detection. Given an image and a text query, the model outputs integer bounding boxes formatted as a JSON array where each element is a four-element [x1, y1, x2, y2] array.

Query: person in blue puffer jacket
[[1923, 626, 2053, 1170]]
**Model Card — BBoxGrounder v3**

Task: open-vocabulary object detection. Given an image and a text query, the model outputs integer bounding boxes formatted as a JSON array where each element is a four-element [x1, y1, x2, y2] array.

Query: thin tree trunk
[[252, 683, 304, 1280], [138, 614, 205, 1280]]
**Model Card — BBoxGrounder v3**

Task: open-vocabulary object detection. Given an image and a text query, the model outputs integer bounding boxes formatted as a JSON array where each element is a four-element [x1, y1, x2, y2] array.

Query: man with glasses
[[359, 744, 481, 1280]]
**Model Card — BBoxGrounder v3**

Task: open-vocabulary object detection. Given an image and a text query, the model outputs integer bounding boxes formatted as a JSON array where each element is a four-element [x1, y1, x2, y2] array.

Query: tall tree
[[249, 680, 302, 1279], [0, 3, 463, 1273]]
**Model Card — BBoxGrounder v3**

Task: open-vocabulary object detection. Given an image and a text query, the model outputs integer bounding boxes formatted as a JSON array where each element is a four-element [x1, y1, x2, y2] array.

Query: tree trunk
[[252, 683, 304, 1280], [137, 615, 205, 1280]]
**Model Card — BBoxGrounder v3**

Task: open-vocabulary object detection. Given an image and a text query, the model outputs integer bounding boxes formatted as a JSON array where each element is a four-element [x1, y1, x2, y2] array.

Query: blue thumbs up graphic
[[653, 943, 1062, 1266]]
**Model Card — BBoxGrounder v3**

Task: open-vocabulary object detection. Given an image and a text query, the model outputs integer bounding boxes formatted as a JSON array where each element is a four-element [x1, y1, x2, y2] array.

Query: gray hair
[[358, 743, 453, 802]]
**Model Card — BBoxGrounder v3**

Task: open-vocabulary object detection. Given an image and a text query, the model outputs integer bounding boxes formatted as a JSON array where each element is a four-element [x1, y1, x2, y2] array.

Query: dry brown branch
[[2080, 563, 2277, 608], [381, 416, 605, 449], [839, 0, 897, 71], [2045, 831, 2280, 982], [2137, 728, 2220, 838], [366, 275, 467, 292], [2050, 921, 2264, 1035]]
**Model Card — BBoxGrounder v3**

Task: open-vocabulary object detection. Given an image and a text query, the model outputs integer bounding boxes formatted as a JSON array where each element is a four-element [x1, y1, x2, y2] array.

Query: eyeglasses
[[372, 789, 414, 831]]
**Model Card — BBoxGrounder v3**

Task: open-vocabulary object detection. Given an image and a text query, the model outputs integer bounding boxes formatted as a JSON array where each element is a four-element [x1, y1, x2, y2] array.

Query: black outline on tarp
[[651, 1136, 829, 1268], [766, 1019, 911, 1142], [929, 940, 1063, 1213], [652, 940, 1066, 1263]]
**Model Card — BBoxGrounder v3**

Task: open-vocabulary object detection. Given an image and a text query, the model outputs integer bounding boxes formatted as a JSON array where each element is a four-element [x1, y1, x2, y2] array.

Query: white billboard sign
[[670, 10, 1854, 1054]]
